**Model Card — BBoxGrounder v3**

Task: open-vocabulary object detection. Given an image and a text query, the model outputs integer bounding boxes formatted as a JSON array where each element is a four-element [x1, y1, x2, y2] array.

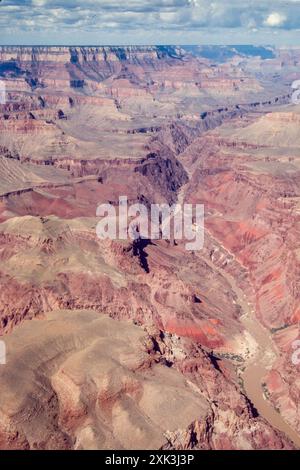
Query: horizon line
[[0, 44, 278, 47]]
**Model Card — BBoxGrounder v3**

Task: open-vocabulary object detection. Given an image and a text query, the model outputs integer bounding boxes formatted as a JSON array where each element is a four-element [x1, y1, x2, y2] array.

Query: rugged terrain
[[0, 45, 299, 450]]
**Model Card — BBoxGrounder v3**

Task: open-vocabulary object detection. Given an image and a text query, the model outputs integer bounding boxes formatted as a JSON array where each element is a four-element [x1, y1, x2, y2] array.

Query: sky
[[1, 0, 300, 46]]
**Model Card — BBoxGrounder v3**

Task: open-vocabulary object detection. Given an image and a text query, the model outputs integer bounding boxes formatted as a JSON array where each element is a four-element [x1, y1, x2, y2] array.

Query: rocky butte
[[0, 45, 299, 450]]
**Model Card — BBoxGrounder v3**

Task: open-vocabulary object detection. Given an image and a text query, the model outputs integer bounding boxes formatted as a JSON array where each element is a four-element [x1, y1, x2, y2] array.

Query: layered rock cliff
[[0, 46, 299, 450]]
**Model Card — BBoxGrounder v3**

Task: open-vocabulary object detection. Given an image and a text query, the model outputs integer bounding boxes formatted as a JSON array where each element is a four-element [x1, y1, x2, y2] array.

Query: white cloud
[[0, 1, 300, 44], [264, 12, 287, 27], [31, 0, 47, 6]]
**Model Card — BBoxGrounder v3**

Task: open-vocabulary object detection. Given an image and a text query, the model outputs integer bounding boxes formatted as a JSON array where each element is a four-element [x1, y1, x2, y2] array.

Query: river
[[200, 233, 300, 449], [241, 313, 300, 448]]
